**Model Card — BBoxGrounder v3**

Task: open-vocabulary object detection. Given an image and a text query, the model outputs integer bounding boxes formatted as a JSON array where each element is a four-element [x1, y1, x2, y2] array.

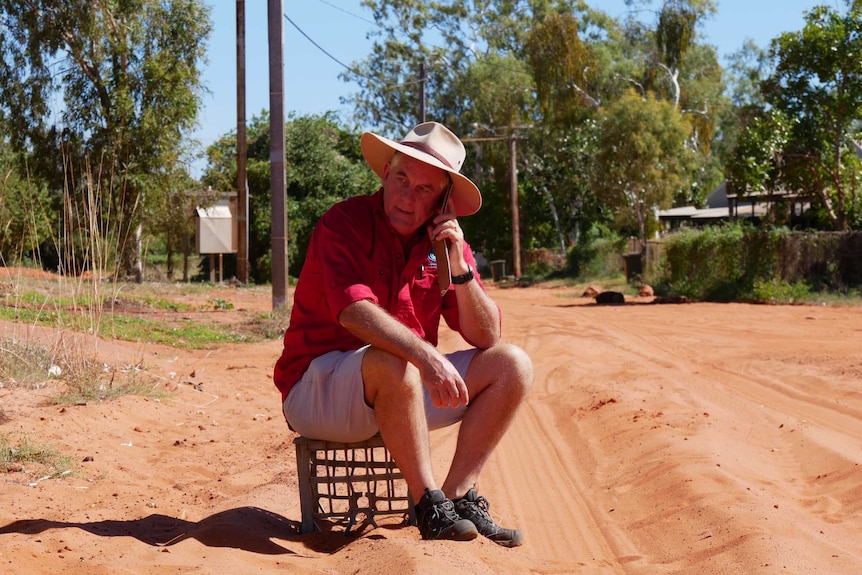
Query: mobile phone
[[433, 183, 453, 295]]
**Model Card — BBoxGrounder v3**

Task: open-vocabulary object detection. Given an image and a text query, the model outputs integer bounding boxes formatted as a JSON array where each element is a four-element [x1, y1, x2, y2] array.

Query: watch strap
[[451, 265, 474, 285]]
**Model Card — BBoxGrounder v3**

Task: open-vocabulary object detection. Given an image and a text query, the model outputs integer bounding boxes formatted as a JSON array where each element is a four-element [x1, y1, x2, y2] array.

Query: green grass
[[1, 275, 287, 404], [102, 314, 251, 347], [0, 306, 255, 348], [0, 432, 75, 478], [0, 293, 267, 349]]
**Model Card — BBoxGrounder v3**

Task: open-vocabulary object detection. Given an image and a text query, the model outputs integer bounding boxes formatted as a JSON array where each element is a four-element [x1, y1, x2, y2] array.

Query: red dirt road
[[1, 282, 861, 574]]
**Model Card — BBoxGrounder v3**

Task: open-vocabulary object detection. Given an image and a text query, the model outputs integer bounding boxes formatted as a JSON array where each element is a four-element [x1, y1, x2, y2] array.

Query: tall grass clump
[[0, 160, 166, 403], [0, 336, 59, 389]]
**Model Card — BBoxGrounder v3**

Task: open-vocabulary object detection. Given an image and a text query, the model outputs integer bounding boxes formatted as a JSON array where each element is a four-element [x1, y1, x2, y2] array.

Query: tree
[[637, 2, 725, 206], [725, 108, 791, 199], [202, 113, 378, 283], [725, 40, 771, 110], [594, 89, 693, 250], [0, 0, 212, 278], [523, 11, 603, 251], [763, 0, 862, 230]]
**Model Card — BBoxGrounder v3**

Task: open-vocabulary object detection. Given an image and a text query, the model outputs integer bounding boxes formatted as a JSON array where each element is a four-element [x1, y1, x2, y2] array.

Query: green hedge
[[655, 225, 862, 301]]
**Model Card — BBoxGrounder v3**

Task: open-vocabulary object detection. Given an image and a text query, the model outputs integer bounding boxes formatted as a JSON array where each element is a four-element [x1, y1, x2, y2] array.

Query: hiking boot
[[454, 488, 523, 547], [415, 488, 478, 541]]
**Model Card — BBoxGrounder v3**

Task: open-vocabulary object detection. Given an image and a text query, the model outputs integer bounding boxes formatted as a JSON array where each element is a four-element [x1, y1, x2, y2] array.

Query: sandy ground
[[1, 277, 861, 574]]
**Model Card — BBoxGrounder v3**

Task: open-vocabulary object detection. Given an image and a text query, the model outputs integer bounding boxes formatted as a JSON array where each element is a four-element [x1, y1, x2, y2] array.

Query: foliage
[[202, 113, 378, 283], [751, 278, 811, 304], [724, 40, 772, 110], [656, 225, 862, 301], [622, 2, 726, 204], [657, 224, 775, 300], [566, 226, 627, 279], [521, 11, 604, 254], [140, 167, 207, 281], [762, 0, 862, 231], [725, 108, 791, 197], [527, 11, 598, 124], [594, 90, 694, 251], [0, 137, 54, 264], [0, 0, 212, 278]]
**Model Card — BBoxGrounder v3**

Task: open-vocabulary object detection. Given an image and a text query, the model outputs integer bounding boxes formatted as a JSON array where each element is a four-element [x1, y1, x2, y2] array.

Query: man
[[274, 122, 533, 546]]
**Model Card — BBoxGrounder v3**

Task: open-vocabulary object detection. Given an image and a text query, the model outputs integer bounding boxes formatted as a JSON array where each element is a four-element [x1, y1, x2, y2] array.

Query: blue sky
[[193, 0, 835, 176]]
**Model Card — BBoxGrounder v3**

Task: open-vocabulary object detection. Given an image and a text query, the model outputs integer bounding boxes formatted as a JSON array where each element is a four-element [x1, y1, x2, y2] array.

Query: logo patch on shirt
[[426, 250, 438, 270]]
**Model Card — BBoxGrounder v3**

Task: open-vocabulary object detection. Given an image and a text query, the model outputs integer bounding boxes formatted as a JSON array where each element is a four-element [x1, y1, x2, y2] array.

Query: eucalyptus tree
[[615, 0, 725, 206], [762, 0, 862, 231], [0, 0, 211, 279], [594, 89, 693, 251], [523, 10, 603, 251]]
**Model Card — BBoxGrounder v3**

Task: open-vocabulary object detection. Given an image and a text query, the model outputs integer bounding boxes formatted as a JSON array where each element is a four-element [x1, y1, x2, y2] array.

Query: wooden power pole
[[236, 0, 249, 284], [268, 0, 288, 308], [463, 127, 528, 279]]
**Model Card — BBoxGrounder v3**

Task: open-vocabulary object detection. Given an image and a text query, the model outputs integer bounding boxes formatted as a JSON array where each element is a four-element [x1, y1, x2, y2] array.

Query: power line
[[283, 4, 534, 94], [316, 0, 376, 26], [282, 11, 422, 89], [282, 12, 356, 75]]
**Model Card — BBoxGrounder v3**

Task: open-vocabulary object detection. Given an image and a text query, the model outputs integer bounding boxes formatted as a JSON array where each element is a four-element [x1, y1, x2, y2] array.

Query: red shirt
[[273, 190, 486, 402]]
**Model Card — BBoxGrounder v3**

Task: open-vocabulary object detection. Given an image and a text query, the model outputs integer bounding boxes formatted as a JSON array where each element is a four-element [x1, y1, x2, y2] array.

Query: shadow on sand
[[0, 506, 393, 555]]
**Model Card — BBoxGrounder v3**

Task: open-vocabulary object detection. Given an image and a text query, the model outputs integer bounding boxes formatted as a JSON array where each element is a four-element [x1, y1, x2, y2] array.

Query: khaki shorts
[[283, 345, 476, 443]]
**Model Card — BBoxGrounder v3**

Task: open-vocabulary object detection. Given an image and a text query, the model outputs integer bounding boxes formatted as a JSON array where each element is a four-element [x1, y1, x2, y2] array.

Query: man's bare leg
[[362, 347, 477, 541], [441, 343, 533, 498], [361, 347, 436, 497]]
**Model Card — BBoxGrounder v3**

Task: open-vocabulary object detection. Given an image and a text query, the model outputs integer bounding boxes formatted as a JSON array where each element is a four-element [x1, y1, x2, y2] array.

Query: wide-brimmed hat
[[360, 122, 482, 216]]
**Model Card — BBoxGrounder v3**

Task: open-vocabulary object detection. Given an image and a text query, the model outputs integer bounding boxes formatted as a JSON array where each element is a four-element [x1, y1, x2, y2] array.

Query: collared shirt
[[273, 189, 485, 402]]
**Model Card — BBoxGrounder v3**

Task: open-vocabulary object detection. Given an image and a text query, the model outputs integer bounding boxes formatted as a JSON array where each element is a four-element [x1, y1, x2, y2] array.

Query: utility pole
[[463, 126, 530, 279], [268, 0, 288, 309], [508, 134, 521, 278], [236, 0, 249, 284], [418, 62, 426, 123]]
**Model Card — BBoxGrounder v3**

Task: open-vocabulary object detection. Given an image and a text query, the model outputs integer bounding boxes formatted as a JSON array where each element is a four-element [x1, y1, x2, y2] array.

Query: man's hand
[[428, 213, 469, 276], [339, 300, 470, 408], [417, 350, 470, 408]]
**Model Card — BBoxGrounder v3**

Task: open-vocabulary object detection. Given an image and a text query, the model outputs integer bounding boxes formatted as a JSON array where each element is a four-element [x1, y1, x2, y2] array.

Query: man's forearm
[[453, 279, 501, 348], [338, 299, 437, 366]]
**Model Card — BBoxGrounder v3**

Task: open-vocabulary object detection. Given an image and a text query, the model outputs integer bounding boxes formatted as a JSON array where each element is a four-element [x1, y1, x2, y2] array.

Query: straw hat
[[360, 122, 482, 216]]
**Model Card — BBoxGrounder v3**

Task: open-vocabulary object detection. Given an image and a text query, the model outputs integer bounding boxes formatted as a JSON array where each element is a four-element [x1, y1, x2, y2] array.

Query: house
[[658, 181, 809, 233]]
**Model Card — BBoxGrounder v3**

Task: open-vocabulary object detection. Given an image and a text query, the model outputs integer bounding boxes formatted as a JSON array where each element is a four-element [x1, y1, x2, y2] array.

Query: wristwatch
[[451, 265, 475, 285]]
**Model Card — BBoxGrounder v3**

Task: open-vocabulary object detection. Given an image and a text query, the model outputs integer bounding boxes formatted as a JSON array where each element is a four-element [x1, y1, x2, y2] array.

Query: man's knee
[[362, 347, 424, 402], [501, 343, 533, 389], [478, 342, 533, 392]]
